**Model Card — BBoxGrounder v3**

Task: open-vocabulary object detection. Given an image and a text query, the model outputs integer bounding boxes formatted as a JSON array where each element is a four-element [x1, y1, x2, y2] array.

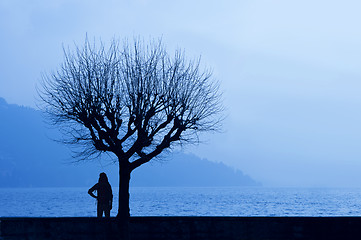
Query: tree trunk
[[118, 162, 131, 218], [117, 161, 131, 239]]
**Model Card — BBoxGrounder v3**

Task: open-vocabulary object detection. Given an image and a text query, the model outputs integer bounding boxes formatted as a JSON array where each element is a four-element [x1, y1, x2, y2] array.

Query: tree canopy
[[40, 38, 223, 166]]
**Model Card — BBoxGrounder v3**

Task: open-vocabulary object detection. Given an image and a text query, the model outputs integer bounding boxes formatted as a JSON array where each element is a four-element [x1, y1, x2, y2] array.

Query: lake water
[[1, 187, 361, 217]]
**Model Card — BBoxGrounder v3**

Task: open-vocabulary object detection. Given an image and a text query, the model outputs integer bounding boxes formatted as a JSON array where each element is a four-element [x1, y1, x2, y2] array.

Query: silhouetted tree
[[39, 37, 223, 223]]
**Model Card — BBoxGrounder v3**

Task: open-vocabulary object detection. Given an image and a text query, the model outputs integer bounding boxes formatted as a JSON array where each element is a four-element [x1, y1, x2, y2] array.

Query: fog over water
[[1, 0, 361, 187]]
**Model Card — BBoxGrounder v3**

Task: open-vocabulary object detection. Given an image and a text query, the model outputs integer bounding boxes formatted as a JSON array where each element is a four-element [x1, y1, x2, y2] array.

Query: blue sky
[[1, 0, 361, 187]]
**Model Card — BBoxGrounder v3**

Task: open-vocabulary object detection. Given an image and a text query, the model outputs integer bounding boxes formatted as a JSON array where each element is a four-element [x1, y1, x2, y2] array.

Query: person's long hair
[[97, 172, 112, 201], [98, 172, 110, 185]]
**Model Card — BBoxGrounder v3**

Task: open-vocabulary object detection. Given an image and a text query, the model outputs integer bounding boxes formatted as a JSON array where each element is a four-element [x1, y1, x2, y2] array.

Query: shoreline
[[2, 216, 361, 239]]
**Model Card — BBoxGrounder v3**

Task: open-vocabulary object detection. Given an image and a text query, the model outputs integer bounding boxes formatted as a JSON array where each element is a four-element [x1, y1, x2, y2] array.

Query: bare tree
[[39, 37, 223, 221]]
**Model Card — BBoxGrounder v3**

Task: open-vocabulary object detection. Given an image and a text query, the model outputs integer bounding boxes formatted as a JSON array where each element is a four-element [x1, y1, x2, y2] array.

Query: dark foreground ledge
[[1, 217, 361, 240]]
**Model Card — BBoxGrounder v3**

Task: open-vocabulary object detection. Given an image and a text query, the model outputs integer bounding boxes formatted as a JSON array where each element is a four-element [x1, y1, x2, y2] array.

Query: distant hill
[[131, 153, 260, 187], [0, 97, 260, 187]]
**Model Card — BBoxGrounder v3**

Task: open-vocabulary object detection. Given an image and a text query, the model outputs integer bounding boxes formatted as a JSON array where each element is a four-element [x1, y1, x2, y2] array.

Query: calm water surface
[[1, 187, 361, 217]]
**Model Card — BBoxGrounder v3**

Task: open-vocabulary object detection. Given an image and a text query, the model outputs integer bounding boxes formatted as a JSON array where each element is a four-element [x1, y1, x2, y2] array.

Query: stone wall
[[1, 217, 361, 240]]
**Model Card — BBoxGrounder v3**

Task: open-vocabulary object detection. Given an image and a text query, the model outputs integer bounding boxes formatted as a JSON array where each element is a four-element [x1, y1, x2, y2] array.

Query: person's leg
[[97, 204, 102, 217], [105, 208, 110, 217]]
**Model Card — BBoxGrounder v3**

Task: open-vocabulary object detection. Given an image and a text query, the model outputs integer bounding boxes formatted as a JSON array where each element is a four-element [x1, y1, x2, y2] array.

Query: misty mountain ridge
[[0, 97, 260, 187]]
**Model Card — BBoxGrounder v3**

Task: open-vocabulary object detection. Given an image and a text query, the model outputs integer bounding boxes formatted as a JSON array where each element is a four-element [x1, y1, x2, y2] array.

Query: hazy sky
[[1, 0, 361, 187]]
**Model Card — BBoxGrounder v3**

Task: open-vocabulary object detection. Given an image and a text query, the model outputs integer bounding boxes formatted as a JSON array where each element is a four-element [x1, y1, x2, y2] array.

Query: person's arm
[[88, 184, 98, 199]]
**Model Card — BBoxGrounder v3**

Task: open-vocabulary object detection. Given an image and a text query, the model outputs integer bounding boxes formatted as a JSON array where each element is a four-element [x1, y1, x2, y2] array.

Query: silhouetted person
[[88, 172, 113, 217]]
